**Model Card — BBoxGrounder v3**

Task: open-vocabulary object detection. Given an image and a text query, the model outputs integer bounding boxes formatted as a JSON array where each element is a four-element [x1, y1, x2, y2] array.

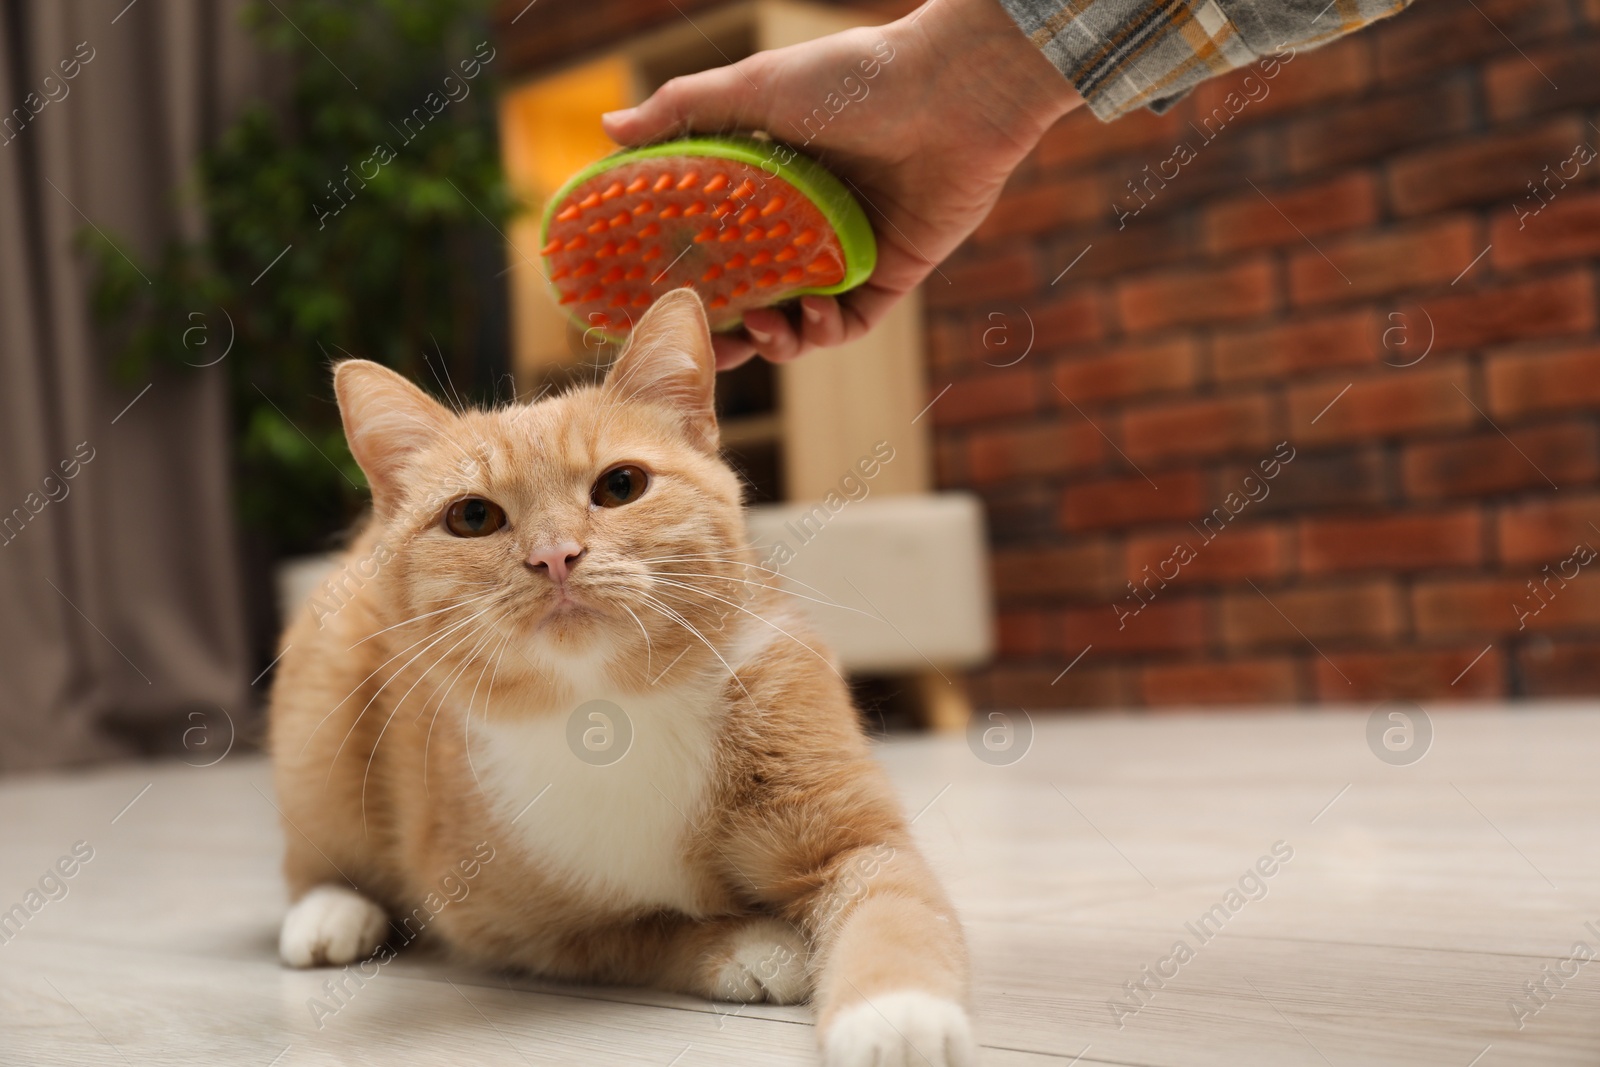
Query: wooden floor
[[4, 704, 1599, 1065]]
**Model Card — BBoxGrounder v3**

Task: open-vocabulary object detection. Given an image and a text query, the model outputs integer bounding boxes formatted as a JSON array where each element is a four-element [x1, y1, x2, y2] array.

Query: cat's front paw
[[279, 885, 389, 968], [823, 991, 978, 1067], [712, 918, 811, 1005]]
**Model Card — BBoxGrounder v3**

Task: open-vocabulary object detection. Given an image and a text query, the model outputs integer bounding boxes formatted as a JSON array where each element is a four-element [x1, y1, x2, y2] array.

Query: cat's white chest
[[475, 680, 724, 915]]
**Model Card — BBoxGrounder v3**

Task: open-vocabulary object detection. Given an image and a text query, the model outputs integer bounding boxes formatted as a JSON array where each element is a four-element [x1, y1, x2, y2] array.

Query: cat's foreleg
[[796, 844, 976, 1067]]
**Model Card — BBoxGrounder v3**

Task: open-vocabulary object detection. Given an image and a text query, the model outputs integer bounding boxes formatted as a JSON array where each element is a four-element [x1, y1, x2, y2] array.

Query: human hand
[[601, 0, 1082, 369]]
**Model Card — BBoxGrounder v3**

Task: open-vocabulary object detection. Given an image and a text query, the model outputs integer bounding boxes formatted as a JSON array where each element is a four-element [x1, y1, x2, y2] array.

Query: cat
[[268, 289, 976, 1065]]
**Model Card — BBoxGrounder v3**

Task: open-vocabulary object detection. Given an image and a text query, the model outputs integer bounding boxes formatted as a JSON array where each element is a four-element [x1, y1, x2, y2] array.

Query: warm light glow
[[498, 57, 632, 206]]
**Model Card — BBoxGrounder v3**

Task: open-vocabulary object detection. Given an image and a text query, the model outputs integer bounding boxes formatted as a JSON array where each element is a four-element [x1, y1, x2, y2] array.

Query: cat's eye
[[444, 497, 507, 537], [591, 465, 649, 508]]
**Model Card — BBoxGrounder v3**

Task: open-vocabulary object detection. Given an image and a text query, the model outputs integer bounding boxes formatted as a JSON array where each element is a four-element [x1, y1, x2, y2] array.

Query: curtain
[[0, 0, 264, 771]]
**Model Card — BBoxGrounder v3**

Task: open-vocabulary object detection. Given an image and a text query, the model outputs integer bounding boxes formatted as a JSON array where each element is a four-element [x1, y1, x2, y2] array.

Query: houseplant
[[89, 0, 512, 558]]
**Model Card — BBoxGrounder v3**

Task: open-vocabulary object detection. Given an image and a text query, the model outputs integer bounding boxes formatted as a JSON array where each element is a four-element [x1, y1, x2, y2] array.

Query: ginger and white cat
[[268, 290, 975, 1065]]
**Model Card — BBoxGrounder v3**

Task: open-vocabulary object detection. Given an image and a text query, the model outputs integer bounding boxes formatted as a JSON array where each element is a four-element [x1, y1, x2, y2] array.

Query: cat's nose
[[526, 541, 586, 583]]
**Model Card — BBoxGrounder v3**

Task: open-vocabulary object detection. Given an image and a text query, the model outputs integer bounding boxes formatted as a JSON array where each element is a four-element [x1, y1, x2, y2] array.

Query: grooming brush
[[539, 136, 876, 337]]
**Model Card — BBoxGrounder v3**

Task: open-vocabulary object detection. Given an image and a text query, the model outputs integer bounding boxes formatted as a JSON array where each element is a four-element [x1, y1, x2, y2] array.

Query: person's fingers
[[601, 61, 765, 146], [712, 333, 759, 370], [797, 295, 845, 350], [742, 307, 806, 363]]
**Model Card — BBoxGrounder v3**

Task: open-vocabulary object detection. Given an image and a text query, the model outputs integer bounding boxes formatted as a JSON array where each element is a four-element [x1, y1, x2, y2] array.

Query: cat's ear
[[603, 289, 718, 451], [334, 359, 451, 518]]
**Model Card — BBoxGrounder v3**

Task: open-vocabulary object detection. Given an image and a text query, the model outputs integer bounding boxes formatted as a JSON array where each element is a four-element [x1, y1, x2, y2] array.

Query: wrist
[[893, 0, 1083, 146]]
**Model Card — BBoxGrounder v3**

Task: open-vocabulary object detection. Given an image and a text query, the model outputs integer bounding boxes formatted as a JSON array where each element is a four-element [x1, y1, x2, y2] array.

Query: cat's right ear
[[602, 289, 719, 452], [334, 360, 451, 518]]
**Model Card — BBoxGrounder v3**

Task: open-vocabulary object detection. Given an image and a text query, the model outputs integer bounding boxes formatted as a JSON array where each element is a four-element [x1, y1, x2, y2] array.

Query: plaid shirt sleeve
[[996, 0, 1415, 121]]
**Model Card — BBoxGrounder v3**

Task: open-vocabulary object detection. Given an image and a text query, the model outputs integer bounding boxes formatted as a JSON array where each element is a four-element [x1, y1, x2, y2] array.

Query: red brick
[[974, 174, 1106, 243], [1030, 290, 1107, 352], [1139, 657, 1299, 705], [1216, 449, 1389, 515], [981, 484, 1068, 545], [1487, 342, 1600, 418], [1120, 393, 1274, 464], [1298, 511, 1483, 574], [975, 664, 1128, 709], [1378, 0, 1571, 86], [1045, 216, 1191, 284], [1425, 272, 1597, 354], [1060, 469, 1206, 531], [1519, 641, 1600, 697], [1220, 580, 1403, 649], [1213, 310, 1382, 382], [997, 609, 1049, 657], [1052, 337, 1197, 405], [928, 247, 1037, 309], [1412, 577, 1522, 638], [1414, 574, 1600, 637], [1493, 191, 1600, 270], [1388, 119, 1590, 216], [1313, 648, 1505, 700], [1288, 218, 1479, 306], [934, 293, 1107, 372], [1203, 173, 1379, 255], [1126, 524, 1286, 584], [992, 541, 1120, 601], [1189, 37, 1372, 127], [1105, 127, 1275, 224], [1402, 423, 1599, 499], [967, 421, 1105, 484], [1289, 365, 1476, 445], [1064, 597, 1207, 654], [1117, 258, 1277, 333], [1485, 39, 1600, 122], [1035, 105, 1187, 169], [929, 367, 1039, 427], [1286, 79, 1475, 174], [1496, 494, 1600, 566]]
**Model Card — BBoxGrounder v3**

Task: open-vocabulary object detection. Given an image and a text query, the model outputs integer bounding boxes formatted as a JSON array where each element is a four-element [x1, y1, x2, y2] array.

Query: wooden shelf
[[717, 413, 783, 449]]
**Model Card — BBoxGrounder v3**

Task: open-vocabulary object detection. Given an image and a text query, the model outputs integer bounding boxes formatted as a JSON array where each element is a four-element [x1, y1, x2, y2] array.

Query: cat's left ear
[[603, 289, 718, 452], [334, 359, 452, 519]]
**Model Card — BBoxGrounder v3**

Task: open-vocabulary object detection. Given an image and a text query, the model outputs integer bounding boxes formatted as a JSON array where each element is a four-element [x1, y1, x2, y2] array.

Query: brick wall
[[933, 0, 1600, 707]]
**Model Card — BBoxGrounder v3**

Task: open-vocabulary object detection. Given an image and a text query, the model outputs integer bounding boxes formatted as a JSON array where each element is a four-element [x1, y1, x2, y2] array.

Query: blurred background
[[1, 0, 1595, 773]]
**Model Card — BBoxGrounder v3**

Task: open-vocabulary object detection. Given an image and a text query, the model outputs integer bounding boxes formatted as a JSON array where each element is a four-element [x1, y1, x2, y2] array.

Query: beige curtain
[[0, 0, 265, 770]]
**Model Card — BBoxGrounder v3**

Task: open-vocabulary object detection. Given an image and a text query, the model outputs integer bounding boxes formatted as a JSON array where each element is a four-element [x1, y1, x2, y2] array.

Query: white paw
[[712, 918, 811, 1004], [824, 991, 978, 1067], [279, 885, 389, 968]]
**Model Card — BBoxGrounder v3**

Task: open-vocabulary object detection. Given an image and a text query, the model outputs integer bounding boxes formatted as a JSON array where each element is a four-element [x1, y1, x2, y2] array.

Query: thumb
[[601, 61, 766, 146]]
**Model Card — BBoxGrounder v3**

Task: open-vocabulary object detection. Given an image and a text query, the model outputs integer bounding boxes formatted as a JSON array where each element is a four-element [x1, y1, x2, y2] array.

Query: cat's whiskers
[[414, 623, 499, 796], [648, 577, 844, 680], [414, 622, 498, 725], [345, 589, 499, 650], [299, 593, 507, 755], [463, 632, 512, 798], [620, 602, 655, 676], [324, 594, 514, 786], [635, 553, 848, 604], [636, 591, 753, 700], [426, 612, 510, 796], [361, 610, 502, 836], [653, 568, 881, 621]]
